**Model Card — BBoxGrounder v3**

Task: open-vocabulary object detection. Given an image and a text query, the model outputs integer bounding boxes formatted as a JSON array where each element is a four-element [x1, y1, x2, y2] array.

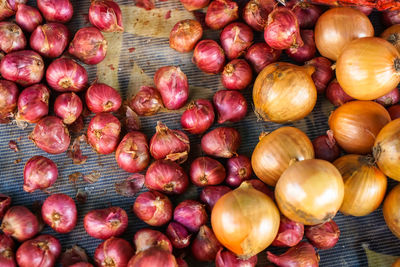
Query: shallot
[[23, 155, 58, 193], [46, 58, 88, 93], [84, 207, 128, 240], [133, 191, 173, 226], [0, 22, 26, 53], [181, 99, 215, 134], [41, 193, 77, 233]]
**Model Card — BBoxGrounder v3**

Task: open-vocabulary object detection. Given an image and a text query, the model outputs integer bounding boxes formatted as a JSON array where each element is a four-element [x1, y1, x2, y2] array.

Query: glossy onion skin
[[315, 7, 374, 61], [251, 127, 314, 186], [383, 184, 400, 239], [115, 131, 150, 173], [381, 24, 400, 53], [275, 159, 344, 225], [37, 0, 73, 23], [89, 0, 124, 32], [87, 113, 121, 155], [328, 100, 391, 154], [41, 193, 77, 233], [169, 19, 203, 53]]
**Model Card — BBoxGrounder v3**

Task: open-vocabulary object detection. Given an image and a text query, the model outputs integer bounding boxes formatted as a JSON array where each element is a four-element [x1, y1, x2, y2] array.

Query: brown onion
[[305, 220, 340, 250], [54, 92, 83, 124], [213, 90, 247, 123], [0, 233, 15, 267], [166, 221, 191, 249], [41, 193, 77, 233], [305, 57, 333, 94], [84, 207, 128, 240], [0, 22, 26, 53], [133, 191, 172, 226], [15, 4, 42, 33], [89, 0, 124, 32], [23, 155, 58, 193], [127, 247, 178, 267], [388, 105, 400, 120], [271, 215, 304, 247], [0, 80, 18, 121], [87, 113, 121, 154], [329, 100, 391, 154], [30, 23, 70, 58], [275, 159, 344, 225], [190, 156, 226, 186], [116, 131, 150, 173], [245, 179, 274, 199], [200, 185, 231, 210], [86, 82, 122, 113], [245, 42, 281, 73], [133, 228, 172, 253], [191, 225, 222, 262], [251, 127, 314, 186], [221, 59, 252, 90], [94, 237, 134, 267], [215, 249, 257, 267], [286, 29, 316, 63], [325, 79, 354, 106], [315, 7, 374, 61], [383, 184, 400, 238], [205, 0, 238, 30], [37, 0, 73, 23], [170, 19, 203, 53], [1, 206, 39, 242], [0, 194, 11, 220], [69, 27, 107, 65], [181, 99, 215, 134], [381, 24, 400, 52], [225, 155, 252, 187], [376, 88, 400, 107], [16, 235, 61, 267], [16, 84, 49, 123], [312, 133, 340, 162], [174, 200, 208, 233], [253, 62, 316, 123], [267, 241, 319, 267], [201, 127, 240, 158], [129, 86, 164, 116], [46, 58, 88, 93], [242, 0, 274, 31], [180, 0, 209, 11], [193, 40, 225, 74], [220, 22, 253, 60]]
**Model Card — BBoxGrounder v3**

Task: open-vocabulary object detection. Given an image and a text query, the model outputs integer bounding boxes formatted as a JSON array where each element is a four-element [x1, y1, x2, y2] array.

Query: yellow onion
[[251, 127, 314, 186], [275, 159, 344, 225], [336, 37, 400, 100], [333, 154, 387, 216], [329, 100, 391, 154], [381, 24, 400, 53], [211, 182, 280, 258], [373, 118, 400, 181], [383, 184, 400, 239], [253, 62, 317, 123]]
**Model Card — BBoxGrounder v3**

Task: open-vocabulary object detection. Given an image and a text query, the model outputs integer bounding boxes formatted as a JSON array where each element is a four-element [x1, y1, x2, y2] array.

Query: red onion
[[352, 6, 373, 16], [15, 4, 42, 33], [174, 200, 208, 232], [41, 193, 77, 234], [200, 185, 231, 210], [201, 127, 240, 158], [286, 29, 316, 63], [69, 27, 107, 65], [305, 57, 333, 94], [388, 104, 400, 120], [220, 22, 253, 60], [245, 179, 274, 199], [0, 0, 15, 21], [166, 221, 192, 249], [89, 0, 124, 32], [205, 0, 238, 30], [86, 82, 122, 113], [181, 99, 215, 134], [37, 0, 73, 23], [129, 86, 163, 116], [16, 84, 49, 123], [0, 22, 26, 53], [305, 219, 340, 250], [215, 249, 257, 267], [150, 121, 190, 163], [145, 160, 189, 194], [127, 247, 178, 267], [264, 7, 303, 50], [0, 233, 15, 267], [84, 207, 128, 240], [70, 263, 94, 267], [180, 0, 209, 11], [87, 113, 121, 154], [30, 23, 70, 58], [94, 237, 134, 267], [116, 131, 150, 173], [191, 225, 222, 262], [115, 174, 145, 197], [0, 194, 11, 220], [60, 245, 89, 267], [133, 229, 173, 253], [193, 40, 225, 74], [154, 66, 189, 110], [376, 88, 400, 106], [382, 10, 400, 26], [30, 116, 71, 154], [242, 0, 274, 31], [325, 79, 354, 106], [133, 191, 173, 226], [1, 206, 39, 242], [177, 258, 188, 267], [54, 92, 83, 125], [23, 156, 58, 193], [0, 80, 18, 120], [245, 42, 281, 73], [190, 157, 226, 186], [312, 133, 340, 162], [46, 58, 88, 93], [0, 50, 44, 86], [286, 1, 322, 29], [272, 216, 304, 247], [225, 155, 252, 187], [267, 242, 319, 267], [221, 59, 252, 90], [213, 90, 247, 123], [169, 19, 203, 52], [16, 235, 61, 267]]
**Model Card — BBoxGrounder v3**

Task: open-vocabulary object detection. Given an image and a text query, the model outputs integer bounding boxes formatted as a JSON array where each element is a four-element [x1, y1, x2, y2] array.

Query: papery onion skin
[[251, 127, 314, 186], [336, 37, 400, 100], [180, 0, 209, 11], [191, 225, 222, 262], [221, 59, 252, 90], [271, 215, 304, 247], [0, 233, 16, 267], [87, 113, 121, 155], [200, 185, 231, 210], [116, 131, 150, 173], [30, 23, 70, 58], [0, 0, 15, 21], [267, 241, 319, 267], [315, 7, 374, 61], [133, 228, 173, 253], [286, 29, 316, 63], [89, 0, 124, 32], [225, 155, 252, 187], [46, 58, 88, 93], [86, 82, 122, 113], [242, 0, 274, 32], [220, 22, 253, 60], [305, 57, 333, 94], [190, 156, 226, 187], [0, 80, 18, 120], [253, 62, 316, 123], [129, 86, 164, 116], [245, 43, 281, 73], [84, 207, 128, 240], [388, 105, 400, 120], [305, 220, 340, 250], [133, 191, 172, 227], [312, 134, 340, 163], [287, 1, 322, 29], [1, 206, 39, 242], [381, 24, 400, 53], [37, 0, 73, 23], [215, 249, 258, 267], [23, 155, 58, 193], [325, 79, 354, 106], [41, 193, 77, 233], [166, 221, 192, 249], [193, 40, 225, 74], [205, 0, 239, 30], [127, 247, 178, 267], [15, 4, 42, 33], [376, 88, 400, 107], [170, 19, 203, 52], [0, 22, 26, 53], [201, 127, 240, 158], [54, 92, 83, 125], [16, 84, 49, 123], [213, 90, 247, 123], [174, 200, 208, 232], [333, 154, 387, 216], [60, 245, 90, 267], [94, 237, 134, 267], [329, 100, 391, 154], [211, 182, 280, 258], [383, 184, 400, 239], [181, 99, 215, 134], [0, 194, 11, 220], [275, 159, 344, 225]]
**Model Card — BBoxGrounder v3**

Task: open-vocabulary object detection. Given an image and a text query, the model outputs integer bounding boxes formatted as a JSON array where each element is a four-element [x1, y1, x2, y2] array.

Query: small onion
[[205, 0, 238, 30], [244, 42, 281, 73], [41, 193, 77, 233], [246, 179, 274, 199], [94, 237, 134, 267], [211, 182, 280, 258], [0, 0, 15, 21], [201, 127, 240, 158], [1, 206, 39, 242], [305, 57, 333, 94], [325, 79, 354, 106], [54, 92, 83, 124], [89, 0, 124, 32], [216, 249, 257, 267], [271, 215, 304, 247], [285, 29, 316, 63], [190, 156, 226, 187], [87, 113, 121, 154], [191, 225, 222, 262], [383, 184, 400, 238], [133, 191, 172, 227], [133, 229, 172, 253], [213, 90, 247, 123], [15, 4, 42, 33], [170, 19, 203, 53], [0, 80, 18, 120], [179, 0, 209, 11], [23, 155, 58, 193], [16, 84, 50, 123], [0, 233, 15, 267], [329, 100, 391, 154], [388, 105, 400, 120], [275, 159, 344, 225], [16, 235, 61, 267], [174, 200, 208, 233], [115, 131, 150, 173], [221, 59, 252, 90], [242, 0, 274, 31], [312, 133, 340, 163], [381, 24, 400, 52], [382, 10, 400, 26], [200, 185, 231, 210], [37, 0, 73, 23], [0, 194, 11, 220], [220, 22, 253, 60], [251, 127, 314, 186], [129, 86, 164, 116], [84, 207, 128, 240], [127, 247, 178, 267], [287, 1, 322, 29], [30, 23, 70, 58], [225, 155, 252, 187], [0, 22, 26, 53], [267, 241, 319, 267], [85, 82, 122, 113], [166, 221, 192, 249], [193, 40, 225, 74], [305, 220, 340, 250], [46, 58, 88, 93], [181, 99, 215, 134], [69, 27, 107, 65], [376, 88, 400, 107]]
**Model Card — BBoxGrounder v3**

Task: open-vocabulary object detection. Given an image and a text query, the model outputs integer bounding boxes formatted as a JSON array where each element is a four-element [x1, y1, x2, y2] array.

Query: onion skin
[[388, 105, 400, 120], [190, 156, 226, 187], [225, 155, 252, 187], [127, 247, 178, 267], [170, 19, 203, 53], [251, 127, 314, 186], [0, 50, 44, 86], [246, 179, 274, 199], [211, 182, 280, 258], [86, 83, 122, 113], [41, 193, 77, 233], [89, 0, 124, 32], [287, 1, 322, 29], [245, 42, 281, 73], [381, 24, 400, 53], [46, 58, 88, 93], [54, 92, 83, 125], [181, 99, 215, 134], [60, 245, 90, 266], [23, 155, 58, 193], [193, 40, 225, 74], [0, 22, 26, 53], [94, 237, 134, 267], [267, 241, 319, 267], [133, 191, 172, 227], [16, 84, 49, 123], [333, 155, 387, 216], [30, 23, 70, 58], [69, 27, 107, 65], [382, 10, 400, 26], [200, 185, 231, 210], [16, 235, 61, 267], [286, 29, 316, 63], [305, 220, 340, 250], [0, 80, 18, 121], [329, 100, 391, 154], [220, 22, 253, 60], [221, 59, 252, 90], [325, 79, 354, 106], [215, 249, 257, 267], [174, 200, 208, 232], [305, 57, 333, 94], [133, 228, 173, 253], [37, 0, 73, 23], [0, 233, 16, 267], [115, 131, 150, 173], [383, 184, 400, 239], [166, 222, 192, 249], [312, 134, 340, 163], [15, 4, 42, 33], [253, 62, 316, 123], [191, 225, 223, 262], [180, 0, 209, 11], [242, 0, 274, 31], [201, 127, 240, 158], [393, 259, 400, 267], [0, 194, 11, 220], [315, 7, 374, 61], [213, 90, 247, 123], [0, 0, 15, 21], [87, 113, 121, 155], [1, 206, 39, 242], [205, 0, 238, 30], [271, 216, 304, 247], [275, 159, 344, 225], [376, 88, 400, 107], [129, 86, 164, 116], [84, 207, 128, 240]]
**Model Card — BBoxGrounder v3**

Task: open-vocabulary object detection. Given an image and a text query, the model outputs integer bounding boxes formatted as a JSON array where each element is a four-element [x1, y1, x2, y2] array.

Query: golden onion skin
[[383, 184, 400, 239]]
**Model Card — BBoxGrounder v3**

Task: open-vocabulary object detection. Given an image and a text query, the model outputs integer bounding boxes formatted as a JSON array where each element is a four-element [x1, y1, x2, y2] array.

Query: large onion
[[253, 62, 316, 123], [275, 159, 344, 225], [329, 100, 391, 154], [315, 7, 374, 61], [211, 182, 279, 258], [251, 127, 314, 186], [333, 154, 387, 216], [381, 24, 400, 53], [336, 37, 400, 100], [383, 184, 400, 238]]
